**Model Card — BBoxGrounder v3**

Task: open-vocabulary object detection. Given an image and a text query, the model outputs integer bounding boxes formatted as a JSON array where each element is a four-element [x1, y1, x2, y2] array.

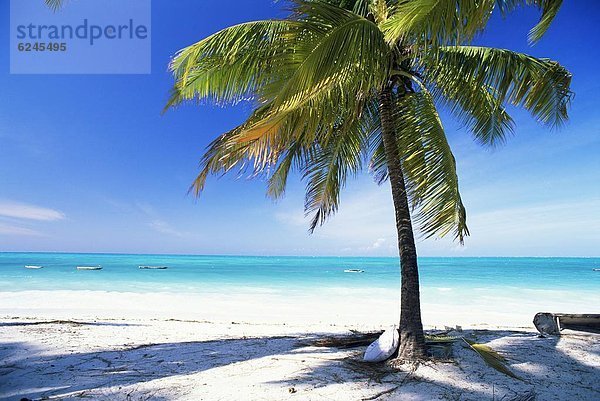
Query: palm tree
[[166, 0, 571, 359]]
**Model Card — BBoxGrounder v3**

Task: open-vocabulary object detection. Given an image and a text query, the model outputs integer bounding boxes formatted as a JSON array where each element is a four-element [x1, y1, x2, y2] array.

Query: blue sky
[[0, 0, 598, 256]]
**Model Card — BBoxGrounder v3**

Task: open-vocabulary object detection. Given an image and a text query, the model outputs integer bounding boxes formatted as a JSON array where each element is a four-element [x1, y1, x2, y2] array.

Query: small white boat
[[139, 265, 168, 270], [25, 265, 43, 269], [76, 265, 102, 270], [344, 269, 364, 273], [593, 269, 600, 272]]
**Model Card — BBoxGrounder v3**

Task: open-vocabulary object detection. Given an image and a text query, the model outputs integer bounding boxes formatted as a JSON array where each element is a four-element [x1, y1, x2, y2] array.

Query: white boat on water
[[139, 265, 168, 270], [344, 269, 364, 273], [77, 265, 102, 270], [25, 265, 43, 269], [593, 268, 600, 272]]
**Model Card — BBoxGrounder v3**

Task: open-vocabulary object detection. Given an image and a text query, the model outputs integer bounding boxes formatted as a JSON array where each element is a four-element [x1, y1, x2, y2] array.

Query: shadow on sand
[[0, 336, 295, 401], [0, 327, 598, 401]]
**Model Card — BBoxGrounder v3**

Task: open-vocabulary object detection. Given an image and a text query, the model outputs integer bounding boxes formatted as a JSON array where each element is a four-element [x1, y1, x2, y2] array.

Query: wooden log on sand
[[534, 313, 600, 335]]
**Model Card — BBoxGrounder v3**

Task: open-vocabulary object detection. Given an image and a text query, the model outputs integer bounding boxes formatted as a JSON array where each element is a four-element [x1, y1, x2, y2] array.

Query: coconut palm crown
[[166, 0, 571, 358]]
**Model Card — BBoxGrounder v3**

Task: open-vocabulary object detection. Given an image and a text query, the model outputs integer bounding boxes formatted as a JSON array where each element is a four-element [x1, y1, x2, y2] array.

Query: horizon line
[[0, 251, 598, 259]]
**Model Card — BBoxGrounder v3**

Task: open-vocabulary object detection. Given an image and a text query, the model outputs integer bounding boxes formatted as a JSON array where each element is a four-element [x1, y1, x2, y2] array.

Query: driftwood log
[[533, 313, 600, 335]]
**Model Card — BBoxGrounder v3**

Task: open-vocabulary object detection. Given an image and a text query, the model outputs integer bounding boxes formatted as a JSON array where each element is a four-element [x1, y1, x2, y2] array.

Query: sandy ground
[[0, 292, 599, 400]]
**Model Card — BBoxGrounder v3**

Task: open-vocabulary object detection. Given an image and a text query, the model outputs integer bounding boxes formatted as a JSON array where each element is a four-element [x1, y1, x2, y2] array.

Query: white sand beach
[[1, 287, 597, 329], [1, 291, 598, 401]]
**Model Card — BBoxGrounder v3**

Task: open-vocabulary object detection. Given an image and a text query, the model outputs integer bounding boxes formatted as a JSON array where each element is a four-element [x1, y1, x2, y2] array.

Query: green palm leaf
[[265, 139, 307, 200], [166, 20, 296, 109], [302, 127, 366, 232], [423, 46, 572, 129], [382, 0, 562, 46], [299, 95, 382, 231], [419, 70, 515, 146], [496, 0, 564, 44], [394, 91, 469, 243], [464, 338, 523, 380], [382, 0, 496, 46], [259, 1, 389, 123], [369, 88, 468, 243]]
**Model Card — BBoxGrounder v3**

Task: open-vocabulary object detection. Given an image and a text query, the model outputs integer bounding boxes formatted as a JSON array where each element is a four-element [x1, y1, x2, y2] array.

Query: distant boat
[[25, 265, 43, 269], [593, 269, 600, 272], [139, 265, 168, 270], [344, 269, 364, 273], [76, 265, 102, 270]]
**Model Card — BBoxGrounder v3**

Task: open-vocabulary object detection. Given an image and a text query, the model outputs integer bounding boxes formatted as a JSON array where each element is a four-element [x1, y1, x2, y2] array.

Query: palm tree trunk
[[378, 86, 426, 359]]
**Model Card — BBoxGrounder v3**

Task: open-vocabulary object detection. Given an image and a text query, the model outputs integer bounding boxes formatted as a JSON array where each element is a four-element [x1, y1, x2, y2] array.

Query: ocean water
[[1, 253, 599, 297], [2, 253, 599, 326]]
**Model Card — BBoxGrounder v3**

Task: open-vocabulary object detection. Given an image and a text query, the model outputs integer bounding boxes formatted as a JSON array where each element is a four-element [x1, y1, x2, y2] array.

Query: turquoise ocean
[[1, 253, 599, 297]]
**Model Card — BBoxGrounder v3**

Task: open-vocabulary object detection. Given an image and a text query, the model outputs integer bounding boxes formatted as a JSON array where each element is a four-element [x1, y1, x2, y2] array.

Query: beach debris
[[363, 327, 399, 363], [427, 343, 453, 359], [534, 312, 600, 335], [501, 390, 536, 401], [300, 331, 459, 350], [301, 329, 518, 376], [426, 336, 457, 359], [288, 387, 297, 394], [463, 338, 522, 380], [359, 363, 418, 400], [299, 331, 382, 348], [361, 385, 402, 400], [1, 320, 95, 327], [444, 325, 463, 332]]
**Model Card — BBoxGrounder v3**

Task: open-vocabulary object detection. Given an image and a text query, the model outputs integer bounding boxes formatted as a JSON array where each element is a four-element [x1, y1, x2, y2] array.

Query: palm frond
[[221, 1, 389, 145], [382, 0, 562, 46], [418, 72, 514, 146], [165, 19, 297, 109], [302, 130, 365, 233], [266, 140, 307, 200], [189, 133, 266, 197], [463, 338, 522, 380], [382, 0, 495, 47], [371, 89, 469, 243], [263, 1, 389, 116], [168, 0, 389, 150], [300, 96, 379, 231], [369, 140, 389, 185], [496, 0, 564, 43], [188, 77, 378, 200], [188, 104, 284, 196], [319, 0, 368, 16], [396, 91, 469, 243], [423, 46, 572, 129]]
